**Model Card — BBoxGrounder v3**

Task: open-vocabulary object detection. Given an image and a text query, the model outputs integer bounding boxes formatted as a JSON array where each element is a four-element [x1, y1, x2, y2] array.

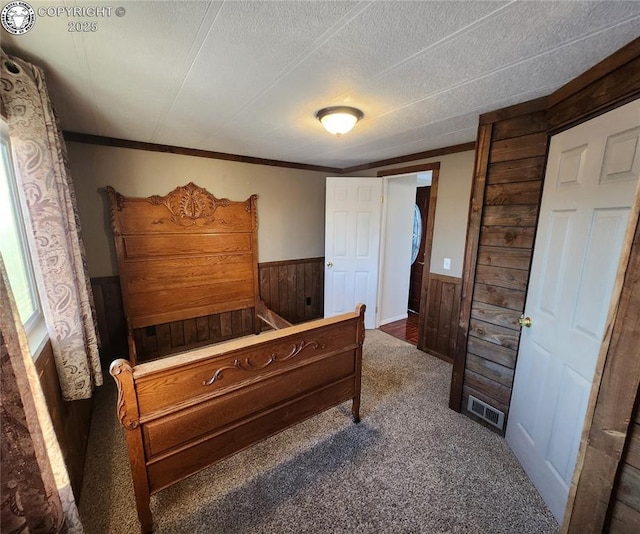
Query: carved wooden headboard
[[107, 183, 261, 362]]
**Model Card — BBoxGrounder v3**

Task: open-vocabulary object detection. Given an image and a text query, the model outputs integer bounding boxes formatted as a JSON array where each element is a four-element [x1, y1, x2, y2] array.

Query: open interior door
[[325, 177, 382, 329]]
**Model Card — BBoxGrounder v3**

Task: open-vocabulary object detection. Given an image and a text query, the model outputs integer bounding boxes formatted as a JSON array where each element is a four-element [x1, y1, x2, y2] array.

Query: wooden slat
[[196, 317, 209, 342], [479, 96, 548, 126], [155, 324, 172, 354], [312, 260, 323, 319], [296, 263, 305, 322], [182, 319, 197, 345], [269, 266, 279, 315], [475, 264, 529, 291], [208, 314, 221, 340], [436, 281, 455, 356], [486, 157, 546, 185], [489, 132, 548, 163], [465, 353, 514, 388], [625, 423, 640, 470], [277, 266, 288, 319], [482, 205, 538, 227], [617, 465, 640, 513], [220, 312, 232, 338], [287, 264, 297, 321], [469, 318, 520, 350], [491, 111, 548, 141], [473, 283, 525, 312], [479, 226, 535, 248], [425, 278, 442, 352], [470, 301, 521, 331], [463, 369, 512, 405], [448, 283, 462, 358], [609, 500, 640, 533], [485, 181, 542, 206], [242, 308, 254, 333], [477, 245, 532, 270], [549, 38, 640, 107], [548, 55, 640, 132], [169, 321, 184, 347], [467, 336, 517, 368], [231, 310, 243, 336]]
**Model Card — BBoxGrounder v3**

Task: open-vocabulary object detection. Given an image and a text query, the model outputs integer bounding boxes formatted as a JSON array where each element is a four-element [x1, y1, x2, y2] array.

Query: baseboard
[[377, 313, 408, 327]]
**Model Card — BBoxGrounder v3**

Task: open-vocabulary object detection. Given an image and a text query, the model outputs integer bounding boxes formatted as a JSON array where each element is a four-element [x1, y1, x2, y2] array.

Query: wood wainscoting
[[258, 257, 324, 324], [422, 274, 462, 363], [91, 276, 128, 364], [35, 341, 93, 499], [91, 257, 325, 362]]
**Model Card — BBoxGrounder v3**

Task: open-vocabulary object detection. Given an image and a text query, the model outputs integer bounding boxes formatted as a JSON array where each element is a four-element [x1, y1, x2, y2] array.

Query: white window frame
[[1, 118, 48, 357]]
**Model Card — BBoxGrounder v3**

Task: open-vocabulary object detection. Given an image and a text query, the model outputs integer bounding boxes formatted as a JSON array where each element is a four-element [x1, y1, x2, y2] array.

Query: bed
[[106, 183, 365, 532]]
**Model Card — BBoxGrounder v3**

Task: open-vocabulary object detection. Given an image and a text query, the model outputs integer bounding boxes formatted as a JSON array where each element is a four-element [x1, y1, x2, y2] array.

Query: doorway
[[377, 163, 439, 347], [408, 185, 431, 313]]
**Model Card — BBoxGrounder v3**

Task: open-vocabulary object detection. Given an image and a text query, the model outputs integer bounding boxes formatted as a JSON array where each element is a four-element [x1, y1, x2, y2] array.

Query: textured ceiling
[[2, 1, 640, 168]]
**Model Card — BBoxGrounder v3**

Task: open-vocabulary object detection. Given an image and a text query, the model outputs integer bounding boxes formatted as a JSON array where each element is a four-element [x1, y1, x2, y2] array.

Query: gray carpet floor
[[79, 330, 558, 533]]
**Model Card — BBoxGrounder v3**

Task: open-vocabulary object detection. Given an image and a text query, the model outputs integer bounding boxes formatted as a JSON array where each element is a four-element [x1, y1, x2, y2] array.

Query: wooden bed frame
[[106, 182, 283, 364], [106, 183, 365, 532]]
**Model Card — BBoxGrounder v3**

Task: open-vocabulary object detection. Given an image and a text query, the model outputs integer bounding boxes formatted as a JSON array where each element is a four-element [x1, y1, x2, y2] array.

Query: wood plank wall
[[133, 308, 256, 361], [35, 341, 92, 499], [422, 274, 461, 362], [609, 403, 640, 532], [258, 257, 324, 324], [91, 276, 128, 364], [458, 105, 547, 429], [91, 257, 324, 362]]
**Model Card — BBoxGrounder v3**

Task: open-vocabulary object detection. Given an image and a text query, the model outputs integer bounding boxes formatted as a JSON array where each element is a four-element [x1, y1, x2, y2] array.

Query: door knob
[[327, 261, 333, 268], [518, 315, 532, 328]]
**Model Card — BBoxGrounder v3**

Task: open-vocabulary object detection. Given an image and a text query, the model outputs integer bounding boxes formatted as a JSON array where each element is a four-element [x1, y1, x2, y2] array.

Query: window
[[410, 203, 422, 264], [0, 119, 47, 355]]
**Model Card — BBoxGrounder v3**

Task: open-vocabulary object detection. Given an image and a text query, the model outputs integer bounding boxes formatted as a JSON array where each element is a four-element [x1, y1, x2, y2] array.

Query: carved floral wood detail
[[202, 340, 325, 386], [106, 183, 257, 234], [148, 182, 231, 227], [110, 359, 139, 430]]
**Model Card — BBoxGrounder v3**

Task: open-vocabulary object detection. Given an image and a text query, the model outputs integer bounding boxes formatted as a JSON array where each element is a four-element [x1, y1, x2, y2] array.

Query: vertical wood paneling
[[422, 274, 461, 363], [90, 276, 128, 362], [36, 341, 92, 499], [258, 257, 325, 324]]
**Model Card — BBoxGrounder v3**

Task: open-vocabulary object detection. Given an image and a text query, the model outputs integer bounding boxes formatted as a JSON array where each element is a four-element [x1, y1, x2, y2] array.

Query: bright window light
[[0, 119, 47, 355]]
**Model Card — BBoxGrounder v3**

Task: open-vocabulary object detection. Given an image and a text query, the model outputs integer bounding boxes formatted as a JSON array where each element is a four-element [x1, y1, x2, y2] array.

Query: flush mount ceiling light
[[316, 106, 363, 136]]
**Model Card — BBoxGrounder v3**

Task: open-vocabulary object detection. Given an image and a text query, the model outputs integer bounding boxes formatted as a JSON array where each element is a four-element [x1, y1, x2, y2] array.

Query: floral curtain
[[0, 254, 83, 533], [0, 49, 102, 400]]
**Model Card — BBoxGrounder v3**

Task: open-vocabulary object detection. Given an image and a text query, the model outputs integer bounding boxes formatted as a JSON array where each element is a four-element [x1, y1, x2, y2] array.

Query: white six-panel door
[[325, 177, 382, 329], [506, 99, 640, 522]]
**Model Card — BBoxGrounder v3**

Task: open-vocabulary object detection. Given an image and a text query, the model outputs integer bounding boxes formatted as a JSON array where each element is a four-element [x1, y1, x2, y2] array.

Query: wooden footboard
[[110, 304, 365, 533]]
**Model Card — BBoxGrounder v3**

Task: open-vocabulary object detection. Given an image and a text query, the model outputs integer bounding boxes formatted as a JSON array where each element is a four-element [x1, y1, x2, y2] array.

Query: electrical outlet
[[443, 257, 451, 270]]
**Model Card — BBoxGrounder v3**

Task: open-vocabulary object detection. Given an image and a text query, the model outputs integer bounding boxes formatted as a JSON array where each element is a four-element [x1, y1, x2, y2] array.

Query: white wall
[[354, 150, 475, 278], [378, 175, 417, 325], [67, 142, 328, 277]]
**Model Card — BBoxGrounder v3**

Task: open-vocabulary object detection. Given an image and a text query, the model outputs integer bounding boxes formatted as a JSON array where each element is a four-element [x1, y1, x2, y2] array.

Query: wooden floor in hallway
[[378, 311, 419, 345]]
